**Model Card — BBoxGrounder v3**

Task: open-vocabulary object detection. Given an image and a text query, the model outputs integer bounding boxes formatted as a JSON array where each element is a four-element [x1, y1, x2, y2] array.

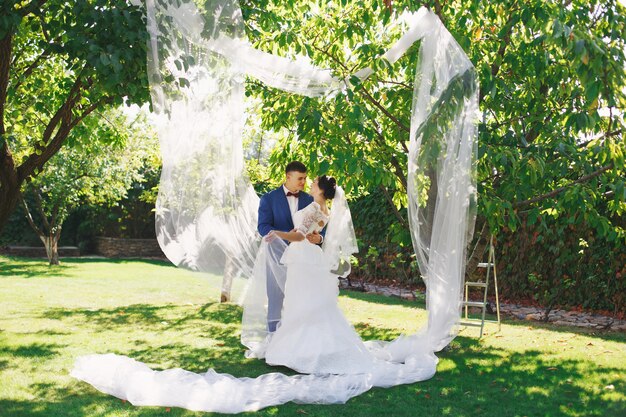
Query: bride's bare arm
[[266, 230, 305, 242]]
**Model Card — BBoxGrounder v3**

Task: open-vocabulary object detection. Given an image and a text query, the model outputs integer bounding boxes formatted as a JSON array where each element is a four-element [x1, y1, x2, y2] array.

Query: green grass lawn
[[0, 256, 624, 417]]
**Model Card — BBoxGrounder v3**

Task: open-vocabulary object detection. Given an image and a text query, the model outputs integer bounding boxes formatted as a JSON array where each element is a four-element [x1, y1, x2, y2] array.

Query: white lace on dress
[[294, 202, 328, 237]]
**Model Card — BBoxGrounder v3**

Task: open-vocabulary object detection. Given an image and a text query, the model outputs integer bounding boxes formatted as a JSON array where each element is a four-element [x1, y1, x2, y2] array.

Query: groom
[[257, 161, 323, 332]]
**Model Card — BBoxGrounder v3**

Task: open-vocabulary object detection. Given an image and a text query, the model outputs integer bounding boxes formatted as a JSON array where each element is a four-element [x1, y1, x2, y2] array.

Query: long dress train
[[71, 203, 438, 413]]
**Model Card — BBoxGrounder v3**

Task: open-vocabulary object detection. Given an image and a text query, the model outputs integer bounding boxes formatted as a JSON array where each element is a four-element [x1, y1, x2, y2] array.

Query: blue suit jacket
[[257, 186, 314, 236]]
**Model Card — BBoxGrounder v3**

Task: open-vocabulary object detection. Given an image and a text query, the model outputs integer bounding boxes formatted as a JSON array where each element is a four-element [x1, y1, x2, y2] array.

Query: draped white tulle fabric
[[72, 0, 479, 412]]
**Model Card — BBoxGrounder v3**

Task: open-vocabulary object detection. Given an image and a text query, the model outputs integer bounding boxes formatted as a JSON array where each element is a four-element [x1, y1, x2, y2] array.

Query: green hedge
[[349, 190, 420, 287], [496, 215, 626, 315], [350, 191, 625, 315]]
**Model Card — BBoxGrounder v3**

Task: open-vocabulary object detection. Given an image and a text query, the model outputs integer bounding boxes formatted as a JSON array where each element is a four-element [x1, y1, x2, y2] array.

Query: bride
[[247, 175, 375, 374]]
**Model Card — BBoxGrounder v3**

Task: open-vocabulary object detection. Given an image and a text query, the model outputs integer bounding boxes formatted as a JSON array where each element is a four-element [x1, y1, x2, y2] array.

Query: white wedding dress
[[261, 202, 374, 374]]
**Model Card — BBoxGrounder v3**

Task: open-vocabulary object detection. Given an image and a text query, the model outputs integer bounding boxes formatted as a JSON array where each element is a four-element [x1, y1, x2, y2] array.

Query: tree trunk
[[465, 219, 490, 278], [0, 183, 20, 232], [0, 30, 16, 232], [41, 235, 58, 265], [40, 228, 61, 266]]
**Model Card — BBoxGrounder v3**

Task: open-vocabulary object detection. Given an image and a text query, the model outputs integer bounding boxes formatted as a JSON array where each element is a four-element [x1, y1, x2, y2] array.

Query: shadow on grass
[[0, 342, 62, 359], [0, 379, 206, 417], [37, 302, 255, 374], [353, 321, 403, 341], [0, 256, 177, 280], [0, 398, 204, 417], [340, 289, 426, 309], [39, 301, 404, 372], [124, 305, 249, 374], [30, 329, 72, 336], [3, 332, 624, 417], [41, 304, 172, 328], [59, 257, 174, 267], [0, 257, 73, 278], [39, 302, 243, 335], [506, 319, 626, 342]]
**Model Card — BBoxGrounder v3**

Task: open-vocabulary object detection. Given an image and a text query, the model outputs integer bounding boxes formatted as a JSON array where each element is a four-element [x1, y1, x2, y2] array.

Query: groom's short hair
[[285, 161, 307, 174]]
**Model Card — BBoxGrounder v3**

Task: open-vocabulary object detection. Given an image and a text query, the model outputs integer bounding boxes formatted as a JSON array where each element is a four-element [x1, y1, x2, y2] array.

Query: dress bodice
[[292, 202, 329, 236]]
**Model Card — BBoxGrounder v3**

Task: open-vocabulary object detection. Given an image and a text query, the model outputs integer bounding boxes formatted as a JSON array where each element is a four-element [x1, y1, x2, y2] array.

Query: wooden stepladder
[[461, 235, 501, 338]]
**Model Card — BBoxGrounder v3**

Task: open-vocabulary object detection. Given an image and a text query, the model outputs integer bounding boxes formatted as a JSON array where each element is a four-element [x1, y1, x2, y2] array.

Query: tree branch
[[379, 185, 408, 227], [431, 0, 446, 25], [513, 163, 615, 209], [69, 96, 114, 130], [357, 86, 410, 133], [32, 187, 51, 231], [43, 72, 84, 142], [0, 32, 16, 194], [12, 50, 51, 93], [37, 13, 51, 42], [0, 33, 12, 135], [479, 3, 519, 101], [370, 118, 407, 190], [0, 140, 18, 191], [50, 202, 60, 232], [466, 219, 490, 277], [487, 102, 570, 130], [577, 129, 622, 149], [522, 84, 552, 144], [17, 69, 88, 181], [339, 128, 407, 225], [490, 12, 517, 78], [310, 43, 411, 133], [379, 79, 412, 90], [19, 192, 44, 237]]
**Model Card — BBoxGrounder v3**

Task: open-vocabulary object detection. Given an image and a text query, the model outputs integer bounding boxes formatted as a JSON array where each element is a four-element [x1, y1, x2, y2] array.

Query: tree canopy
[[20, 108, 157, 264], [0, 0, 149, 231], [240, 0, 626, 251]]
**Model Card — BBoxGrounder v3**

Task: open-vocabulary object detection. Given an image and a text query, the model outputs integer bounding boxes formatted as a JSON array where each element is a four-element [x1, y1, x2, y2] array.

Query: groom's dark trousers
[[258, 187, 313, 332]]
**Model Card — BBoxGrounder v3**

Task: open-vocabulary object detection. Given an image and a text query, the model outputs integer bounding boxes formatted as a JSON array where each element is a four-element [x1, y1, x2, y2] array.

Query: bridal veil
[[72, 0, 479, 412]]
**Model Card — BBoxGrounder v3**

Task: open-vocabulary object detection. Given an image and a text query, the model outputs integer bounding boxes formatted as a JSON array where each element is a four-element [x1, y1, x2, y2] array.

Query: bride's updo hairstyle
[[317, 175, 337, 200]]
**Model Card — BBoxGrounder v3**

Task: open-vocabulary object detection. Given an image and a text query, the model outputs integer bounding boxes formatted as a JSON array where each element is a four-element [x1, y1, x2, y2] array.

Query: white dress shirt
[[283, 185, 299, 219]]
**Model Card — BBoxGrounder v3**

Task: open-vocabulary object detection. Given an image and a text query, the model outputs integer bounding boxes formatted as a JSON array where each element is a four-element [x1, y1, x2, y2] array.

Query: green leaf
[[99, 52, 110, 65], [319, 160, 330, 174]]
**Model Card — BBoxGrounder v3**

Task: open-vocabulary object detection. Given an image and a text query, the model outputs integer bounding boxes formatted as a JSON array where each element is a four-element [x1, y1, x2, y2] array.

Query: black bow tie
[[286, 192, 300, 198]]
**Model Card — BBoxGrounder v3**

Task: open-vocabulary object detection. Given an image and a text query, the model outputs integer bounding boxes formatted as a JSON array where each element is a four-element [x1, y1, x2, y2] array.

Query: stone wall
[[94, 237, 165, 259], [1, 246, 80, 257]]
